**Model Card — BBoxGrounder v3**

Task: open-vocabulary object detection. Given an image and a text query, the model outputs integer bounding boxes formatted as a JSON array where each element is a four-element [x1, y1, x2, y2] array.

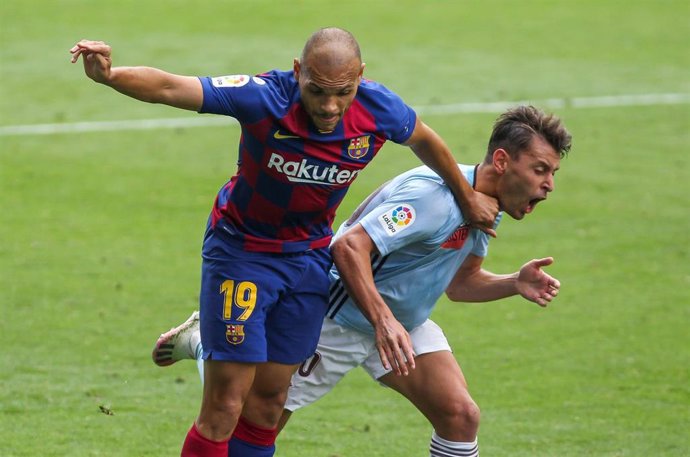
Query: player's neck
[[474, 162, 498, 199]]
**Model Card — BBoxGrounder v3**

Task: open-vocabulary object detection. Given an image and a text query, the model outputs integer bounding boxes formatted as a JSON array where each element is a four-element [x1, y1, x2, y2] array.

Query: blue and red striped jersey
[[198, 70, 416, 253]]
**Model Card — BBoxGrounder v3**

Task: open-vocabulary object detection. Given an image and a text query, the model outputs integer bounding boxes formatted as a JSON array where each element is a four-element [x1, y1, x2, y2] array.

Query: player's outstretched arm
[[446, 254, 559, 307], [69, 40, 203, 111], [331, 224, 416, 376], [404, 118, 499, 237]]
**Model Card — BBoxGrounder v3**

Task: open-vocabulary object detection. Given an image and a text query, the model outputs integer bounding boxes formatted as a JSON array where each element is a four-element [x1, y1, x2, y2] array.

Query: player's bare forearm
[[405, 119, 498, 236], [106, 67, 203, 110], [446, 253, 517, 302], [405, 119, 471, 203], [446, 268, 519, 303], [70, 39, 202, 111], [331, 227, 394, 329], [331, 226, 415, 375], [446, 255, 560, 307]]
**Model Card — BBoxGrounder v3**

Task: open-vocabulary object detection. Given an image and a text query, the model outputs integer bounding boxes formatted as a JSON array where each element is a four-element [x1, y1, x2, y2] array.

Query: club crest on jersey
[[226, 324, 245, 345], [378, 204, 416, 236], [441, 225, 470, 249], [347, 136, 370, 159], [212, 75, 250, 88]]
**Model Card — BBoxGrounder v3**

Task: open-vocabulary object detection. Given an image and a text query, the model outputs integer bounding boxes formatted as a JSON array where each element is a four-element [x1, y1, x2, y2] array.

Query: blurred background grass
[[1, 1, 688, 455]]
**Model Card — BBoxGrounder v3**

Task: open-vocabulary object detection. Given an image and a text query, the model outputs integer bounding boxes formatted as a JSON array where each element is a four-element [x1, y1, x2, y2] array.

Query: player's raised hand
[[466, 191, 499, 238], [374, 316, 416, 376], [69, 40, 113, 84], [516, 257, 560, 307]]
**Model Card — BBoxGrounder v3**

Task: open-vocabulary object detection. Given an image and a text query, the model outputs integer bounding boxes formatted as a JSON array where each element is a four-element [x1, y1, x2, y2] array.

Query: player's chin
[[316, 119, 339, 132], [504, 207, 526, 220], [513, 199, 541, 219]]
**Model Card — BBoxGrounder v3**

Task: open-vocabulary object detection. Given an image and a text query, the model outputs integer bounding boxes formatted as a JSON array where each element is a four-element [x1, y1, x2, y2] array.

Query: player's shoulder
[[399, 163, 476, 212], [393, 168, 457, 210], [356, 78, 408, 106], [252, 69, 297, 94], [396, 164, 474, 190], [255, 69, 294, 83], [359, 77, 395, 92]]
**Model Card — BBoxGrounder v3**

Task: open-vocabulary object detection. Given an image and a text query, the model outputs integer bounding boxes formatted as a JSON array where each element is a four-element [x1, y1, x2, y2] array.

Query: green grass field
[[1, 1, 689, 455]]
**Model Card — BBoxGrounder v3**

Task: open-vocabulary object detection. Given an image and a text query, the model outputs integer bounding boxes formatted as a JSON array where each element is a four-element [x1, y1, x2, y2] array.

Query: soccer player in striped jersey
[[70, 28, 498, 457], [153, 106, 572, 456]]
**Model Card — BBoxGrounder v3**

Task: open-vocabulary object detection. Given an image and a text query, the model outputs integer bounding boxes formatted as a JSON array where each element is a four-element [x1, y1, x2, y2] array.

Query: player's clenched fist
[[69, 40, 113, 84]]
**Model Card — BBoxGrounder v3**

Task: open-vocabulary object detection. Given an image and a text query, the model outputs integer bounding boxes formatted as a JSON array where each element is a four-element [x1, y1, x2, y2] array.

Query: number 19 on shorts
[[220, 280, 257, 321]]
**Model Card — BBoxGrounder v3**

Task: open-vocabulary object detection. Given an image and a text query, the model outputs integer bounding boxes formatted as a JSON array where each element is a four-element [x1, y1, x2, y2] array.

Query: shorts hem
[[202, 350, 267, 364]]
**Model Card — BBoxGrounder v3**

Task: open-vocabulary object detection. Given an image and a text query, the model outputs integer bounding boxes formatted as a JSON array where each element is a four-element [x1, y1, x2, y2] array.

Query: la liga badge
[[212, 75, 251, 88], [378, 204, 416, 236]]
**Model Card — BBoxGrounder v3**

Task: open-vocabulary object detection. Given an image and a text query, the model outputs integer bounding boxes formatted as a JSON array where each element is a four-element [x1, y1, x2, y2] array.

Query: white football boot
[[152, 311, 200, 367]]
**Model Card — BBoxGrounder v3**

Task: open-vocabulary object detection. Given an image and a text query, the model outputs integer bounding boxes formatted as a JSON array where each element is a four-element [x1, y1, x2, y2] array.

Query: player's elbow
[[330, 235, 355, 267], [445, 284, 467, 302], [331, 228, 375, 266]]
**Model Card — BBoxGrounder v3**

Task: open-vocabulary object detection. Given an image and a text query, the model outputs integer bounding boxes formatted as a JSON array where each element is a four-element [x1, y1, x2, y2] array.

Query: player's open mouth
[[525, 197, 546, 214]]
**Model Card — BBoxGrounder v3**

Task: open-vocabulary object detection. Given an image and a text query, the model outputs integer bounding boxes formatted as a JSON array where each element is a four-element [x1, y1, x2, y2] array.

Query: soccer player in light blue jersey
[[153, 105, 572, 456]]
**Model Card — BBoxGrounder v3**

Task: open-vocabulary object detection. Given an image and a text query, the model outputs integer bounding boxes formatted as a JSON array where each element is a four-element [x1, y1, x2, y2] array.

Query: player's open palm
[[70, 40, 113, 84], [516, 257, 560, 307], [374, 316, 416, 376]]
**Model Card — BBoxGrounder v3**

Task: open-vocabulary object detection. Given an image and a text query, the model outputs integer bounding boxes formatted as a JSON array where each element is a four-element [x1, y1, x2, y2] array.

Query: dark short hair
[[485, 105, 572, 162]]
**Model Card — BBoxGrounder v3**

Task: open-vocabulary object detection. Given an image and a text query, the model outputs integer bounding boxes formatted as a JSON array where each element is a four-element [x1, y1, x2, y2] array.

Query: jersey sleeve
[[360, 80, 417, 144], [470, 212, 502, 258], [381, 92, 416, 144], [359, 179, 454, 256], [198, 73, 287, 123]]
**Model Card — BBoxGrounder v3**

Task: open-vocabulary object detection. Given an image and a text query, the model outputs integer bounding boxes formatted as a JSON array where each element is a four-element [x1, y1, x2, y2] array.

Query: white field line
[[1, 92, 688, 137]]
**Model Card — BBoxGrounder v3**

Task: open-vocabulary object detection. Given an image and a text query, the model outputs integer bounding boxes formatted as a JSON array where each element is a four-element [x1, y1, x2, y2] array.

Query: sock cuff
[[190, 423, 228, 446], [181, 422, 228, 457], [233, 415, 278, 446], [432, 431, 477, 449]]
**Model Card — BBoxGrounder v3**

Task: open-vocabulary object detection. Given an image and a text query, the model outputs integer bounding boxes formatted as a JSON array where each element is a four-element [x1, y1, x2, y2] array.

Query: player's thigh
[[375, 320, 471, 415], [379, 350, 471, 418]]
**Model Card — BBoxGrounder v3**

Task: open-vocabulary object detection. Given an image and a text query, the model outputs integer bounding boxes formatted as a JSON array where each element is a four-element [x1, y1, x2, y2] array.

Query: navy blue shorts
[[199, 226, 332, 365]]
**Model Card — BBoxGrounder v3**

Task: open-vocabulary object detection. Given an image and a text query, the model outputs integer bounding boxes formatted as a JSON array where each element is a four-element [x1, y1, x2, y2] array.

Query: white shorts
[[284, 317, 451, 412]]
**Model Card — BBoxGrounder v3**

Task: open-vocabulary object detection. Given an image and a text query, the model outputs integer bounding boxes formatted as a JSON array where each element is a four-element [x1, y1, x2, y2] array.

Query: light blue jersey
[[327, 164, 502, 334]]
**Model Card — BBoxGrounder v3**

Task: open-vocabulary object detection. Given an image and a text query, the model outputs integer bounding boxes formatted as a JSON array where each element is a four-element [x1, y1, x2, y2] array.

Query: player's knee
[[259, 390, 290, 419], [201, 393, 244, 426], [462, 399, 481, 429], [196, 396, 245, 441], [442, 396, 481, 432]]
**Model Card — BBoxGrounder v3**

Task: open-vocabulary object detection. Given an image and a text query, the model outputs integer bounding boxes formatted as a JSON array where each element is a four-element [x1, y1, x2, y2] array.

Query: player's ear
[[354, 62, 365, 86], [493, 148, 510, 175], [293, 58, 301, 80]]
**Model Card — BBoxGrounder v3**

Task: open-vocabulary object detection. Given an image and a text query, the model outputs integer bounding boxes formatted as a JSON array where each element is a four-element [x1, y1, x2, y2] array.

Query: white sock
[[194, 342, 204, 384], [430, 431, 478, 457]]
